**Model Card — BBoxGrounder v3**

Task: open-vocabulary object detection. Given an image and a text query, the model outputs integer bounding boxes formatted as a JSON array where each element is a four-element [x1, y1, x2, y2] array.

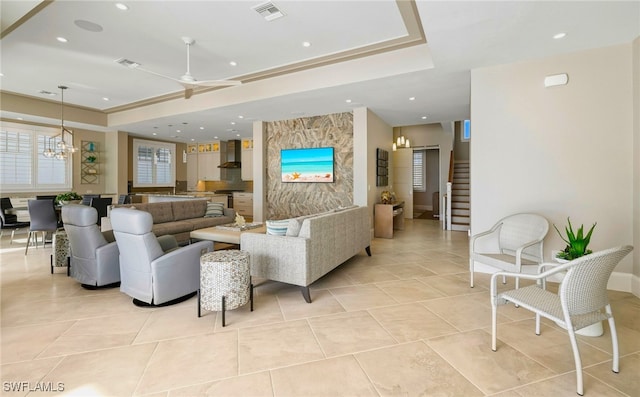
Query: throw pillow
[[204, 202, 224, 217], [266, 219, 289, 236]]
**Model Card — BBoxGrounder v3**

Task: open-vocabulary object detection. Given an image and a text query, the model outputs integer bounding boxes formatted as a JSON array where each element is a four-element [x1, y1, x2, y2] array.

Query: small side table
[[198, 250, 253, 327], [51, 229, 70, 275]]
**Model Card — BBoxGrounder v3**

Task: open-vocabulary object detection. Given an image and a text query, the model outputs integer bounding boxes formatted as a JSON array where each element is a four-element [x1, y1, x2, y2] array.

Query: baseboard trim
[[472, 261, 639, 298]]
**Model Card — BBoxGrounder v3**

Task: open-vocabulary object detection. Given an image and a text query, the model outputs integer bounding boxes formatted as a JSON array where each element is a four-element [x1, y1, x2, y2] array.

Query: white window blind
[[413, 150, 425, 192], [133, 139, 175, 187], [37, 136, 67, 185], [0, 123, 71, 192], [0, 130, 32, 185]]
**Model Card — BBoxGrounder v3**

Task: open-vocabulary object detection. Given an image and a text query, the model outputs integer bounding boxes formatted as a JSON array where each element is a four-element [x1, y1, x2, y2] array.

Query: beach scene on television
[[281, 147, 334, 183]]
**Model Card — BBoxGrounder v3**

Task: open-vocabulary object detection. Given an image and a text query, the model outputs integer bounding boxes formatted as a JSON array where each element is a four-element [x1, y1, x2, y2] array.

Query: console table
[[374, 201, 405, 238]]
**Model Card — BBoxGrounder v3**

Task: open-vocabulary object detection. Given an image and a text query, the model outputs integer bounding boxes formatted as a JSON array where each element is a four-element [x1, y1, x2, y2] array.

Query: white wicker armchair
[[490, 245, 633, 396], [469, 213, 548, 288]]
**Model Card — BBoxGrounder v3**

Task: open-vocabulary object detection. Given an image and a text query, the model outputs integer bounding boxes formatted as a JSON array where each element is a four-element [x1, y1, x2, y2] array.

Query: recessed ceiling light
[[191, 138, 195, 141], [421, 116, 427, 120], [229, 61, 237, 66], [199, 126, 204, 130], [214, 136, 219, 139], [176, 129, 181, 133], [345, 99, 352, 103], [236, 134, 241, 137], [302, 41, 311, 47], [0, 72, 4, 77], [102, 97, 110, 101], [553, 32, 567, 39], [56, 37, 68, 43], [238, 115, 244, 119], [152, 132, 157, 136], [17, 117, 23, 120], [230, 121, 236, 125], [115, 3, 129, 11], [409, 97, 415, 101]]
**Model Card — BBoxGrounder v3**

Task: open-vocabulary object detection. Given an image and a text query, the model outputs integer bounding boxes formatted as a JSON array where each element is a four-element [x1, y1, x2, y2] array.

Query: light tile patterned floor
[[1, 219, 639, 396]]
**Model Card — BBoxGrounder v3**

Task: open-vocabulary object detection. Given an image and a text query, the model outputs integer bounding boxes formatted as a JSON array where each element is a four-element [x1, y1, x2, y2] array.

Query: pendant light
[[54, 85, 77, 160], [42, 137, 55, 158]]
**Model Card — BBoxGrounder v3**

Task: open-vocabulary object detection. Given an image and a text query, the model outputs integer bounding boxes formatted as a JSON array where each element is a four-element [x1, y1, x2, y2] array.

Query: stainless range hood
[[218, 140, 241, 168]]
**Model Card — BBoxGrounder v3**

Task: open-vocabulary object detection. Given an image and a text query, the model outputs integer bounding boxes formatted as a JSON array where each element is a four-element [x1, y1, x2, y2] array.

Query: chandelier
[[392, 134, 410, 151], [43, 85, 77, 160]]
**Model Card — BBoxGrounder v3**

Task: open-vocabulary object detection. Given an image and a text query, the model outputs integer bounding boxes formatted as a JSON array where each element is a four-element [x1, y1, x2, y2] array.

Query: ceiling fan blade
[[187, 79, 242, 87]]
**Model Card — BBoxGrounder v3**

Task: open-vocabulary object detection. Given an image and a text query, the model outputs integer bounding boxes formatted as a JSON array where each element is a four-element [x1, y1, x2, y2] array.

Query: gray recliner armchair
[[62, 204, 120, 288], [110, 207, 213, 306]]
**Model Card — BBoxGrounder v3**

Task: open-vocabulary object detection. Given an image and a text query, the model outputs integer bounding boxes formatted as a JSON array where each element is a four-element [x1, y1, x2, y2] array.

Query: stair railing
[[445, 151, 454, 230]]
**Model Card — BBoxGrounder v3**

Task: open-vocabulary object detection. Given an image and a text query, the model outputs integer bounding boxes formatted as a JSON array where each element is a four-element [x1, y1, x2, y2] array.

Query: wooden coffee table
[[190, 224, 266, 249]]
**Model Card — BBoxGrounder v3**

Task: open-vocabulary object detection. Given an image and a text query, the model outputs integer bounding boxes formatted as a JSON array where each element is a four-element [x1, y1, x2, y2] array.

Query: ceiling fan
[[116, 37, 242, 99]]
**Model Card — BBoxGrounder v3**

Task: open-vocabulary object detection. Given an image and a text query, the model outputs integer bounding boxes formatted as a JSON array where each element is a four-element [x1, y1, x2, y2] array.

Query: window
[[413, 150, 425, 192], [462, 119, 471, 141], [0, 122, 72, 192], [133, 139, 175, 187]]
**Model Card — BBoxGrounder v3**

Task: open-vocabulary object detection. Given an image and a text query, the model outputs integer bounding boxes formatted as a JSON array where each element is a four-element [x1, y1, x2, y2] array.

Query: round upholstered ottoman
[[198, 250, 253, 326]]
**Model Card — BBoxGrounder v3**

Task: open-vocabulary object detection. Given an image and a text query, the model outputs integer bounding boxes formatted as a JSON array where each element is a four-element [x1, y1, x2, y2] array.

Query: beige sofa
[[111, 199, 234, 244], [240, 206, 371, 302]]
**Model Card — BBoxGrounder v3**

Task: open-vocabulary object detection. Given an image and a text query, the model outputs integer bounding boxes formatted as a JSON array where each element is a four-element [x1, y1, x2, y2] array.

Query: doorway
[[413, 146, 440, 220]]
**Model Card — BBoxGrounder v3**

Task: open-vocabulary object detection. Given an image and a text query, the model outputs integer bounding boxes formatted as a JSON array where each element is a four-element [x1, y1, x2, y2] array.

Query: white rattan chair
[[469, 213, 548, 288], [490, 245, 633, 396]]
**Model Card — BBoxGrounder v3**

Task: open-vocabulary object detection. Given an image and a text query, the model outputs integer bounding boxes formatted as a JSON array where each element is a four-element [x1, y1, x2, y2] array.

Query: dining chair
[[25, 199, 60, 255], [0, 197, 30, 244], [90, 197, 112, 226], [81, 194, 100, 206]]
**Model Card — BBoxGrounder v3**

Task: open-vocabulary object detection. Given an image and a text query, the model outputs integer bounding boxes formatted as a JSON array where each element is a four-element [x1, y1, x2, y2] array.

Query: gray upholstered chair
[[62, 204, 120, 288], [110, 207, 213, 306], [491, 245, 633, 396], [25, 199, 60, 255]]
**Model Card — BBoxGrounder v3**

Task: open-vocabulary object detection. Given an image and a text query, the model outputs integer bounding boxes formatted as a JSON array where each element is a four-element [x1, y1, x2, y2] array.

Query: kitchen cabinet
[[186, 152, 198, 190], [197, 152, 217, 181], [194, 141, 222, 181], [233, 192, 253, 218]]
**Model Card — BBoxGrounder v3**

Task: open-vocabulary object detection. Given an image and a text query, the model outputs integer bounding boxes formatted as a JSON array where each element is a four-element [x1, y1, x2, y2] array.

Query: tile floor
[[1, 219, 639, 397]]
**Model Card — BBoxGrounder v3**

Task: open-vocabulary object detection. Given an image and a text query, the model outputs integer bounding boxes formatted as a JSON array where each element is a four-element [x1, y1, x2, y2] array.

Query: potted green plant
[[55, 192, 83, 205], [86, 155, 97, 163], [553, 217, 597, 261]]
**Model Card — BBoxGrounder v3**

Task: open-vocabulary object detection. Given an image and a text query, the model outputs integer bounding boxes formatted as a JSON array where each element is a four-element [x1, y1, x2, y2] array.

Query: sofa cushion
[[266, 219, 289, 235], [152, 220, 193, 237], [145, 202, 174, 224], [173, 199, 207, 220], [204, 202, 225, 217]]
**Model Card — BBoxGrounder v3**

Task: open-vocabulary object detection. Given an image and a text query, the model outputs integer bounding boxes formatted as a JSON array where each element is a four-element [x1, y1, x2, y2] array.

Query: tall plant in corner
[[554, 218, 597, 260]]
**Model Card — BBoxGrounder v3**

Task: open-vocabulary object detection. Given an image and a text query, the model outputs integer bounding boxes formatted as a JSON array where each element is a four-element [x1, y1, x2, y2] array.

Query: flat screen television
[[281, 147, 334, 183]]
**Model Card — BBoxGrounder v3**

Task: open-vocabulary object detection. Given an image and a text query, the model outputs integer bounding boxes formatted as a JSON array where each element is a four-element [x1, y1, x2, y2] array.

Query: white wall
[[354, 107, 394, 224], [471, 43, 635, 292]]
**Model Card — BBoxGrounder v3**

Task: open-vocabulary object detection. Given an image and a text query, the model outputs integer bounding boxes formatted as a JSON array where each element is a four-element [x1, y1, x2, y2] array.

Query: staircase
[[450, 160, 470, 232]]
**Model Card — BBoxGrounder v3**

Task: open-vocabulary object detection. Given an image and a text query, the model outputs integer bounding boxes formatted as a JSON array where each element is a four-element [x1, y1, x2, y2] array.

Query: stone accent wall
[[265, 112, 353, 219]]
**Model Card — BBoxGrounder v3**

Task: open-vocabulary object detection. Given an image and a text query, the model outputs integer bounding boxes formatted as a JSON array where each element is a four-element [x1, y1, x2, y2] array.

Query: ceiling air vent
[[115, 58, 141, 68], [251, 1, 285, 21]]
